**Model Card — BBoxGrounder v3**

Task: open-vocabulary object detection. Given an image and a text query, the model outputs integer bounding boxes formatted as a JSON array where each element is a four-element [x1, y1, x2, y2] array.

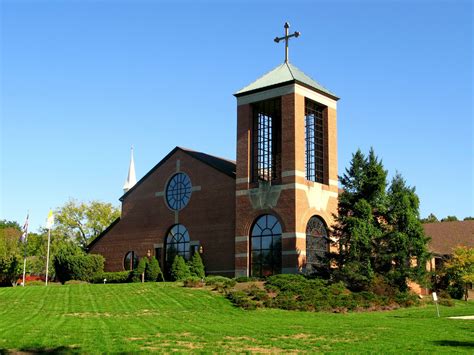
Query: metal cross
[[274, 22, 300, 63]]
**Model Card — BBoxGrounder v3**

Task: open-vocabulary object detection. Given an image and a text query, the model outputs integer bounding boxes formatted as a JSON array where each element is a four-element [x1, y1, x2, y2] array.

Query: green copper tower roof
[[234, 62, 338, 100]]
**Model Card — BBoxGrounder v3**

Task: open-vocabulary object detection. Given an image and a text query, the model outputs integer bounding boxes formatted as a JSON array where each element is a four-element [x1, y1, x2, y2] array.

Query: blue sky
[[1, 0, 472, 231]]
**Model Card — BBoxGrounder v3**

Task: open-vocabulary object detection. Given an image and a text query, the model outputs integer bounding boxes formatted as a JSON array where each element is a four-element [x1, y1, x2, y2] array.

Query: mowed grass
[[0, 283, 473, 353]]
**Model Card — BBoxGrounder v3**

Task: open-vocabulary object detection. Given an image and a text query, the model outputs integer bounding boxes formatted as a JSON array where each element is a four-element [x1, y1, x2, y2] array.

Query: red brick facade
[[90, 71, 339, 279], [89, 148, 236, 277]]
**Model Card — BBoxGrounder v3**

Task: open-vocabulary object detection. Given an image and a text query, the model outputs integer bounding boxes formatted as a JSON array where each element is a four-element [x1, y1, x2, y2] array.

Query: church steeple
[[123, 147, 137, 193]]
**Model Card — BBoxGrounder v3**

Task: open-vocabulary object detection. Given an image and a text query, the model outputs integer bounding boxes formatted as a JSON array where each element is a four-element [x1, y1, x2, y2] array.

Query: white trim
[[155, 191, 165, 197], [153, 243, 164, 248], [236, 177, 249, 184], [294, 84, 337, 109], [235, 253, 248, 258], [282, 232, 306, 239], [281, 170, 305, 178], [174, 211, 178, 224], [237, 84, 295, 106], [191, 186, 201, 192], [329, 179, 339, 187], [176, 159, 180, 172], [236, 190, 248, 196], [235, 236, 248, 242]]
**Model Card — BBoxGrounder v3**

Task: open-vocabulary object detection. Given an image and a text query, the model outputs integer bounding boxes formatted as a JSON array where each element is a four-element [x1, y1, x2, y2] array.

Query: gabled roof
[[423, 220, 474, 255], [87, 217, 120, 251], [234, 62, 338, 100], [119, 147, 236, 202]]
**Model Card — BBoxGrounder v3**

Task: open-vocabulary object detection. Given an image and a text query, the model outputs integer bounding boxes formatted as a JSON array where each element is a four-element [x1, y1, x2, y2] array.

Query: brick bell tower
[[234, 23, 339, 277]]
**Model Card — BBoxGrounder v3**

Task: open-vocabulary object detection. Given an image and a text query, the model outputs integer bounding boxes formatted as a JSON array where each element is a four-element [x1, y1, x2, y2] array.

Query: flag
[[46, 210, 54, 230], [20, 213, 29, 243]]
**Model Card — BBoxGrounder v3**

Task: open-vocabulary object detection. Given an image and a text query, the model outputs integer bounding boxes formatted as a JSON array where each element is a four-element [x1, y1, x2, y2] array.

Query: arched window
[[306, 216, 329, 273], [124, 251, 139, 271], [165, 224, 191, 272], [251, 215, 282, 277]]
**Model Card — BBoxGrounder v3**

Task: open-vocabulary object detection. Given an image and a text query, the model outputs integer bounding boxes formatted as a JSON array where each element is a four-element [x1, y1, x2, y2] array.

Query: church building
[[88, 23, 340, 278]]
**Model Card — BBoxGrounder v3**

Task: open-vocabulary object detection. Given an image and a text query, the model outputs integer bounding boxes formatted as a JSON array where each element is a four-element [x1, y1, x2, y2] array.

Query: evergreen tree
[[170, 255, 191, 281], [145, 256, 164, 281], [132, 257, 148, 282], [189, 252, 205, 278], [380, 174, 430, 291], [332, 148, 386, 291], [420, 213, 438, 223]]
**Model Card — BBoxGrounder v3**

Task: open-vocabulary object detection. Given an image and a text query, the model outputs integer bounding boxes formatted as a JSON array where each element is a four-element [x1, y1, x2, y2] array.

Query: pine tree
[[381, 174, 430, 291], [145, 256, 164, 281], [332, 148, 387, 291], [132, 257, 148, 282], [189, 252, 205, 278], [170, 255, 191, 281]]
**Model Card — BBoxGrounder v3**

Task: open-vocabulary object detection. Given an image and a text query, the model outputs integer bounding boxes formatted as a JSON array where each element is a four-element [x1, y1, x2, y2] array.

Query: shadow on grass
[[0, 345, 81, 354], [433, 340, 474, 349]]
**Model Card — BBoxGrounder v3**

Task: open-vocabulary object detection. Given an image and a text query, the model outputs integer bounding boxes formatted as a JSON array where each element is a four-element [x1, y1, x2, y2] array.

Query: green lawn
[[0, 283, 473, 353]]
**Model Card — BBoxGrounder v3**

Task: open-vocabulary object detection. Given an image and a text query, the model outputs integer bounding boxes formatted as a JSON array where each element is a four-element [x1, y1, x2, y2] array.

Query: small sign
[[432, 292, 438, 302]]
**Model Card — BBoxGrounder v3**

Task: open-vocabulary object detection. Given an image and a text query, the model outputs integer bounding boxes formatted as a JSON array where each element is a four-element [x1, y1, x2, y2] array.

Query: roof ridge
[[286, 61, 296, 80]]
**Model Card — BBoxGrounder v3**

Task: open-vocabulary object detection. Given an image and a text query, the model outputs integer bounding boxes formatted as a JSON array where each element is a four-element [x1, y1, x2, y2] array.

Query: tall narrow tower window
[[252, 98, 281, 182], [305, 99, 325, 183]]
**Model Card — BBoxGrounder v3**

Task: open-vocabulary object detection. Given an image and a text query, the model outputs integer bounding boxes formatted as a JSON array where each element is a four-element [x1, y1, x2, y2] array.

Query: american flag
[[20, 213, 29, 243]]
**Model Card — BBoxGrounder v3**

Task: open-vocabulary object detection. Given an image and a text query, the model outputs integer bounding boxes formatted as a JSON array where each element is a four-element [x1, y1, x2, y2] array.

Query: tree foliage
[[441, 216, 458, 222], [332, 148, 429, 292], [53, 241, 104, 284], [444, 246, 474, 301], [0, 227, 22, 286], [189, 252, 205, 278], [145, 256, 163, 281], [171, 255, 191, 281], [54, 199, 120, 249], [420, 213, 438, 223]]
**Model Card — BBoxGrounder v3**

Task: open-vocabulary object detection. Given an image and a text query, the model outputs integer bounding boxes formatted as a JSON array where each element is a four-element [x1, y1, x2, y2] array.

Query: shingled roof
[[119, 147, 236, 202], [424, 220, 474, 255]]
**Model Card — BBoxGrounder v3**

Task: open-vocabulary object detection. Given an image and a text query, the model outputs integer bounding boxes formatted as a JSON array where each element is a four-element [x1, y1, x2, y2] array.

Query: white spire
[[123, 146, 137, 193]]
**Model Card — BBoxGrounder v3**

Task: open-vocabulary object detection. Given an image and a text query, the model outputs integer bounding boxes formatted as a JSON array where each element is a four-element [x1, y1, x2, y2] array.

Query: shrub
[[171, 255, 191, 281], [132, 257, 148, 282], [205, 276, 236, 293], [91, 271, 131, 284], [227, 290, 258, 310], [189, 252, 205, 278], [145, 257, 163, 281], [183, 276, 204, 288], [54, 244, 104, 284]]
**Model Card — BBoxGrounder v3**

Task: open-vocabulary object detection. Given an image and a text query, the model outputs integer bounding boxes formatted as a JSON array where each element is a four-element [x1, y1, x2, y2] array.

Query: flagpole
[[45, 227, 51, 286], [22, 255, 27, 287]]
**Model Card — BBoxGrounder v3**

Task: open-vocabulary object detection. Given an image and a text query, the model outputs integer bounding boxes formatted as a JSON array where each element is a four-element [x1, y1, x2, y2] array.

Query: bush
[[227, 290, 259, 310], [188, 252, 205, 278], [205, 276, 236, 293], [146, 257, 163, 282], [54, 244, 104, 284], [132, 257, 148, 282], [183, 276, 204, 288], [171, 255, 191, 281], [91, 271, 131, 284]]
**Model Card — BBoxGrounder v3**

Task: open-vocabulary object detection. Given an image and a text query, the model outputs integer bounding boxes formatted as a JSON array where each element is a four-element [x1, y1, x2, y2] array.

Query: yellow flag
[[45, 210, 54, 230]]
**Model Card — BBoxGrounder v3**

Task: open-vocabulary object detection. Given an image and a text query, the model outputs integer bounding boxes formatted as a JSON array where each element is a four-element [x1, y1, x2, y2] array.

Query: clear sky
[[1, 0, 473, 231]]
